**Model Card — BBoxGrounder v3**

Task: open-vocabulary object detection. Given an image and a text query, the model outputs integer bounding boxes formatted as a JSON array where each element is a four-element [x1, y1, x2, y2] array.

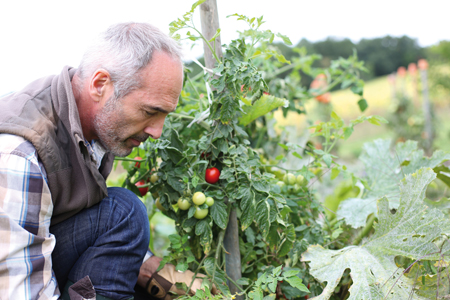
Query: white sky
[[1, 0, 449, 96]]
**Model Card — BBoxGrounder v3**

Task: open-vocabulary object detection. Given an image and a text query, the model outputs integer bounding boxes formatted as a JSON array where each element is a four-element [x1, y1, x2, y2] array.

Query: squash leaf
[[302, 168, 450, 300], [336, 139, 450, 228]]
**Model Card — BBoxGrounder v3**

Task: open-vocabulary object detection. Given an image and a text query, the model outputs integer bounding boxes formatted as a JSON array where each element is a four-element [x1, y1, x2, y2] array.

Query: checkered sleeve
[[0, 134, 59, 300]]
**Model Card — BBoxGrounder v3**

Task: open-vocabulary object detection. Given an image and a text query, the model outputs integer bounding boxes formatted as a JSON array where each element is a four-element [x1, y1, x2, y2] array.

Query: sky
[[1, 0, 449, 96]]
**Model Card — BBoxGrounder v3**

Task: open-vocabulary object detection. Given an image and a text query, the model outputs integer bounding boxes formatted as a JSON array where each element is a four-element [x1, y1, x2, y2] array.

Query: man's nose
[[143, 117, 165, 140]]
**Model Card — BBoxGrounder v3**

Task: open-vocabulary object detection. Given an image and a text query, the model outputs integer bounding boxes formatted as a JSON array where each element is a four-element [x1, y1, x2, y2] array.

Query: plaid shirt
[[0, 134, 59, 299]]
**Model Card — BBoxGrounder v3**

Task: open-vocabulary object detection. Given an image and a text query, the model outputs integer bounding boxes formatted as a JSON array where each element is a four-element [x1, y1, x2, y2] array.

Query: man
[[0, 22, 205, 300]]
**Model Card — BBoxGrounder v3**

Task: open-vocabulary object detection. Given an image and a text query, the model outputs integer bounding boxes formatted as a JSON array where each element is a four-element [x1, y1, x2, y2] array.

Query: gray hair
[[77, 22, 183, 99]]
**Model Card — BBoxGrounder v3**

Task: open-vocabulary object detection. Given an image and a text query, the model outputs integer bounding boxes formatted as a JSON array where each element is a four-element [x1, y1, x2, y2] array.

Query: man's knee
[[105, 187, 150, 248]]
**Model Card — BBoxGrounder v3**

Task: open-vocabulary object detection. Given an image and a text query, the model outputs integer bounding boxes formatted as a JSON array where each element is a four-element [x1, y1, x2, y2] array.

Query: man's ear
[[89, 69, 113, 102]]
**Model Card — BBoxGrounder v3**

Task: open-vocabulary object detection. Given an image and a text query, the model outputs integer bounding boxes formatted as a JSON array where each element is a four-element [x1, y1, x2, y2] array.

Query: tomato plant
[[119, 3, 369, 297]]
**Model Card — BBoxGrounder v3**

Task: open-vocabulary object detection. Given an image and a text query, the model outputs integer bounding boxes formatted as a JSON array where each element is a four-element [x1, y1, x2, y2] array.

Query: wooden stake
[[199, 1, 243, 298], [200, 0, 223, 69]]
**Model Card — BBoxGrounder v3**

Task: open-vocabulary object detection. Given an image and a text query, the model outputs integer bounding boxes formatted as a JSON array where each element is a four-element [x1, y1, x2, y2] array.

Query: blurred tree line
[[275, 35, 426, 85]]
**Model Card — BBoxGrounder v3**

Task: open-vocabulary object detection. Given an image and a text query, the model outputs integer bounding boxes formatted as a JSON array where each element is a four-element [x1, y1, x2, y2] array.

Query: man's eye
[[145, 111, 157, 117]]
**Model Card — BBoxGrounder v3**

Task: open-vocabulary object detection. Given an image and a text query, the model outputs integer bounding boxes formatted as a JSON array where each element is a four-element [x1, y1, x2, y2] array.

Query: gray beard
[[93, 97, 131, 157], [93, 96, 149, 157]]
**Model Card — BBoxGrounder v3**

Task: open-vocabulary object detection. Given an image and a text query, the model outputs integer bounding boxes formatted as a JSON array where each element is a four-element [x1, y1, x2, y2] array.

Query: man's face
[[93, 52, 183, 157]]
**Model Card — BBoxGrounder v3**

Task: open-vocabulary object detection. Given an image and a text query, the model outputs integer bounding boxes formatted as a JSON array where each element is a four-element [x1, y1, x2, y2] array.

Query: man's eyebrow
[[142, 105, 176, 114]]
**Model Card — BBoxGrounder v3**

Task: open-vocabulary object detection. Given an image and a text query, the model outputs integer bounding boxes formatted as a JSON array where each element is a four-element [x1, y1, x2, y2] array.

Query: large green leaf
[[337, 139, 450, 228], [239, 94, 288, 126], [302, 168, 450, 300]]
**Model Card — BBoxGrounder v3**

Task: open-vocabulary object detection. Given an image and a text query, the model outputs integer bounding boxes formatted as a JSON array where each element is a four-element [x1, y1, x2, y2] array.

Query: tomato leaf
[[176, 261, 189, 272], [277, 143, 289, 151], [167, 176, 185, 193], [330, 167, 340, 180], [277, 225, 295, 257], [210, 201, 227, 229], [239, 94, 288, 126], [187, 205, 196, 219], [253, 180, 270, 193], [357, 98, 368, 112], [196, 219, 212, 253], [203, 257, 229, 295], [240, 189, 256, 231], [255, 200, 271, 238], [292, 152, 302, 159], [284, 276, 309, 293], [322, 154, 332, 167], [249, 288, 263, 300], [276, 33, 292, 45]]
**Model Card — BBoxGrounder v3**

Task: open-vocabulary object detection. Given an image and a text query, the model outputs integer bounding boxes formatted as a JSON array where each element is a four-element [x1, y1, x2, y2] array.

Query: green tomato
[[192, 192, 206, 206], [177, 198, 191, 210], [276, 181, 285, 188], [296, 174, 307, 187], [284, 173, 296, 185], [205, 197, 215, 207], [194, 206, 209, 219], [150, 173, 159, 183], [293, 184, 302, 193]]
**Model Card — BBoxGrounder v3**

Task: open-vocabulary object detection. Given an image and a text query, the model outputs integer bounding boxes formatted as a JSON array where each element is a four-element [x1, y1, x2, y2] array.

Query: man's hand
[[137, 256, 218, 299], [137, 256, 163, 287]]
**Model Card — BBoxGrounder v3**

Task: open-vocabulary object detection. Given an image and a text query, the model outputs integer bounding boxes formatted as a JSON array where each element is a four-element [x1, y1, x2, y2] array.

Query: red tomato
[[134, 156, 142, 168], [200, 152, 211, 159], [135, 180, 148, 196], [205, 167, 220, 184]]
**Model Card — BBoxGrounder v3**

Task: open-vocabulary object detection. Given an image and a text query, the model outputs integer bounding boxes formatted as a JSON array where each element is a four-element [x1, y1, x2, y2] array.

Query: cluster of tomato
[[134, 157, 159, 197], [177, 161, 221, 218], [133, 154, 222, 218], [276, 172, 308, 193], [177, 191, 215, 219]]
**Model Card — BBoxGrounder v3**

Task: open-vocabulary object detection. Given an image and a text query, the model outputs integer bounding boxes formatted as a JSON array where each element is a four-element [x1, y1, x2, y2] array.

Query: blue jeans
[[50, 187, 150, 300]]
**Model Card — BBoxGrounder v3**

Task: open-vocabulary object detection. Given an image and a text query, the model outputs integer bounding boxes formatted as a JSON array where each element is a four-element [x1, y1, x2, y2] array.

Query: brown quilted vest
[[0, 66, 114, 225]]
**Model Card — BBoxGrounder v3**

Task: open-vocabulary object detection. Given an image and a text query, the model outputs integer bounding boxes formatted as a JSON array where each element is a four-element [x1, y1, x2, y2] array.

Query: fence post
[[418, 59, 433, 155]]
